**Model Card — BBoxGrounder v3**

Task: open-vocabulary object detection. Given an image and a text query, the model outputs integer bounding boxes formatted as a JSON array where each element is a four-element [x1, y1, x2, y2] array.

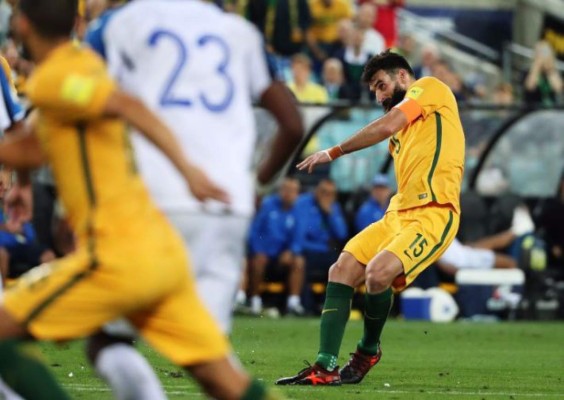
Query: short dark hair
[[19, 0, 78, 39], [362, 50, 415, 84]]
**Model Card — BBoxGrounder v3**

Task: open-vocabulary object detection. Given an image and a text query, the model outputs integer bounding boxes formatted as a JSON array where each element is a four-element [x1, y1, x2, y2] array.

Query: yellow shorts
[[344, 204, 459, 292], [2, 214, 229, 366]]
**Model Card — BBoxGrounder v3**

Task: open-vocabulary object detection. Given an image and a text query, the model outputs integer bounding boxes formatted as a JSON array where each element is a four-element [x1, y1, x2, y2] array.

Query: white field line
[[64, 384, 564, 398]]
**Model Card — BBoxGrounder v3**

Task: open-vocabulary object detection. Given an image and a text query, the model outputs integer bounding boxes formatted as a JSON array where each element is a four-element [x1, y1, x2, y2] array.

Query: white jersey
[[0, 60, 24, 133], [103, 0, 272, 216]]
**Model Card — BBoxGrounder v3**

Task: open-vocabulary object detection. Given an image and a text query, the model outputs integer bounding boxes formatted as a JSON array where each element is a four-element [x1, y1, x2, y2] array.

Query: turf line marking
[[65, 383, 564, 398], [287, 387, 564, 397]]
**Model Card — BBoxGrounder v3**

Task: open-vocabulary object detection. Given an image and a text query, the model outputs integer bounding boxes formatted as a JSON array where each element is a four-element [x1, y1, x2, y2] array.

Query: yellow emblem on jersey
[[407, 86, 424, 100], [61, 74, 96, 106]]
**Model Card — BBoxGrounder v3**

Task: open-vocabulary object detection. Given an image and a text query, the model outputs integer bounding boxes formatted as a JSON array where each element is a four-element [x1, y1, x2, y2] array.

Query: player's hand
[[5, 183, 33, 227], [296, 150, 332, 173], [184, 165, 230, 204]]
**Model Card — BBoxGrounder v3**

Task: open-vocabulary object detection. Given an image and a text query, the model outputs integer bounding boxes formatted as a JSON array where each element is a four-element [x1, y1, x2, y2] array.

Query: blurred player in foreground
[[0, 1, 284, 399], [83, 0, 303, 397], [0, 52, 26, 400], [277, 50, 464, 385], [87, 0, 303, 333]]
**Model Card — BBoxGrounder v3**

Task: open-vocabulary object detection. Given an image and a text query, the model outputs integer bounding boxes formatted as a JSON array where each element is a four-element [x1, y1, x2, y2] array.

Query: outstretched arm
[[256, 82, 304, 185], [103, 90, 229, 204], [297, 107, 409, 173]]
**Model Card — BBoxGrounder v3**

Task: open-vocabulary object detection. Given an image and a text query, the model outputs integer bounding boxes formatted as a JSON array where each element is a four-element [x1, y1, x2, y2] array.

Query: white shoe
[[510, 206, 535, 236], [286, 303, 305, 316], [250, 296, 263, 316]]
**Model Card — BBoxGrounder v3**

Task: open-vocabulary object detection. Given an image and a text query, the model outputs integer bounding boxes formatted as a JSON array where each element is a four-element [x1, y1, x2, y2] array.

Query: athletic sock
[[315, 282, 354, 371], [358, 288, 393, 355], [235, 290, 247, 305], [96, 343, 167, 400], [241, 378, 266, 399], [250, 296, 262, 314], [286, 295, 301, 309], [0, 339, 71, 399]]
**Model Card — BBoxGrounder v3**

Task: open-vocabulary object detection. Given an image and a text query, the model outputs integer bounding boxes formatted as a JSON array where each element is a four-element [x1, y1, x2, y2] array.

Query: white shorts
[[165, 211, 251, 333], [439, 238, 495, 270]]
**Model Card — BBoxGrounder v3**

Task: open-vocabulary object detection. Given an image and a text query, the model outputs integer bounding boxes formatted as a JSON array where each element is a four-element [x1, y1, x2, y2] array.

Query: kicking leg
[[339, 250, 400, 384], [276, 252, 365, 385]]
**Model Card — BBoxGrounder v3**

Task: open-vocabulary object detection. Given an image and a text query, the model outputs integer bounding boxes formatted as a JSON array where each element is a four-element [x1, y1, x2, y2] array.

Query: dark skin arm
[[0, 115, 45, 169], [255, 81, 304, 185]]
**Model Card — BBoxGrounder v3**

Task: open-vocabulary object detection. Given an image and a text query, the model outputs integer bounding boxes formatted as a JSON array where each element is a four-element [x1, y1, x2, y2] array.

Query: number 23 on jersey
[[148, 29, 234, 112]]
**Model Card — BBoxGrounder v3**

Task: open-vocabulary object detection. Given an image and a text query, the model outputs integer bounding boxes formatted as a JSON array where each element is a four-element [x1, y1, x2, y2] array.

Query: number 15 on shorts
[[403, 233, 428, 260]]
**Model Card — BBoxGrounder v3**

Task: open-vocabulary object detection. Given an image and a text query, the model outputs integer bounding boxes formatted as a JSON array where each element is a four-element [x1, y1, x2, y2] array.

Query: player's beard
[[382, 87, 407, 112]]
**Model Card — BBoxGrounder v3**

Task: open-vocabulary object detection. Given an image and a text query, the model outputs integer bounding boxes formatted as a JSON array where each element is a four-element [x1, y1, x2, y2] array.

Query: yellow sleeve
[[343, 2, 354, 19], [27, 66, 116, 122], [404, 77, 447, 119]]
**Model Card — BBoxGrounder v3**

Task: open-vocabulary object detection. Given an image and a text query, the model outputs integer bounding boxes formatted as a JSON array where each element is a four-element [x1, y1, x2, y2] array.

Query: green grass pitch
[[39, 317, 564, 399]]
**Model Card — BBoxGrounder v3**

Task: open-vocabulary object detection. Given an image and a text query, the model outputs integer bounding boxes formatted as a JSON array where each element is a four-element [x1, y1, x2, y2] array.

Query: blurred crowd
[[0, 0, 563, 320], [1, 0, 563, 107], [237, 168, 564, 319]]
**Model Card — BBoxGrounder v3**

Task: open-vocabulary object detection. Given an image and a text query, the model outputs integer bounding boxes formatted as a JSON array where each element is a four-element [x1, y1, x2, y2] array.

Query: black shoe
[[276, 362, 341, 386], [339, 347, 382, 384]]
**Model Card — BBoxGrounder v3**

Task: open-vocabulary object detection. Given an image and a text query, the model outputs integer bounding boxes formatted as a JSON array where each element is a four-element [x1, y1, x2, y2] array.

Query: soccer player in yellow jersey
[[277, 50, 465, 386], [0, 1, 282, 400]]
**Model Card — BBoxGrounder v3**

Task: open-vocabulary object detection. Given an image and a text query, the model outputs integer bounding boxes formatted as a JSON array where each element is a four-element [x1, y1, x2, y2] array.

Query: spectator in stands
[[355, 3, 385, 56], [335, 18, 353, 52], [335, 24, 374, 102], [491, 82, 515, 105], [437, 237, 517, 276], [321, 57, 353, 102], [393, 32, 418, 65], [0, 168, 56, 284], [376, 0, 404, 48], [359, 0, 404, 48], [523, 40, 563, 106], [308, 0, 353, 75], [1, 38, 32, 96], [247, 178, 305, 315], [287, 53, 329, 103], [294, 179, 348, 311], [0, 0, 11, 46], [246, 0, 313, 80], [431, 59, 471, 102], [412, 42, 440, 79], [354, 173, 391, 232]]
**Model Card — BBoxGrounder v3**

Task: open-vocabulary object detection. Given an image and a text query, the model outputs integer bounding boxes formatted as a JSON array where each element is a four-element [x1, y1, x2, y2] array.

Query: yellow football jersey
[[309, 0, 353, 43], [78, 0, 86, 17], [25, 42, 150, 243], [388, 76, 465, 213]]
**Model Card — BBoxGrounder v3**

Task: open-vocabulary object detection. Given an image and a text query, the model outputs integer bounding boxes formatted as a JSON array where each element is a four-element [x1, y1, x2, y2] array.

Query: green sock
[[358, 288, 393, 355], [241, 378, 266, 400], [315, 282, 354, 371], [0, 339, 71, 399]]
